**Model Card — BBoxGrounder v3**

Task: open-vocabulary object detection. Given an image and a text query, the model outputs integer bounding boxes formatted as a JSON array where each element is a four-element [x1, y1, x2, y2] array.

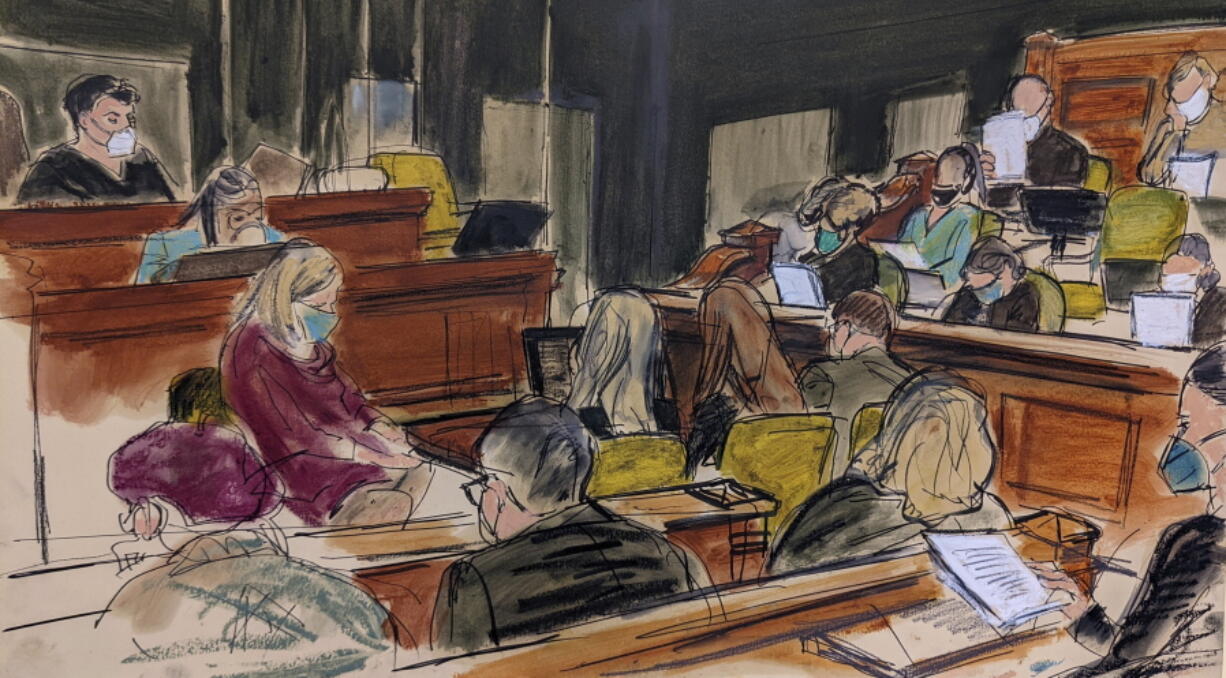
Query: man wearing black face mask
[[1033, 345, 1226, 676]]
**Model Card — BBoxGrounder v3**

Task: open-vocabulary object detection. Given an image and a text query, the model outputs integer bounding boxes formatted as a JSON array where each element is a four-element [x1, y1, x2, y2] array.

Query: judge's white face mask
[[1177, 87, 1211, 123], [1022, 114, 1042, 142], [1162, 273, 1200, 294], [107, 127, 137, 157]]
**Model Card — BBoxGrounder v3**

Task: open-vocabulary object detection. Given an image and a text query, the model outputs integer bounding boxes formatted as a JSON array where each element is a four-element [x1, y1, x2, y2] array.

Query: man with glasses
[[798, 290, 913, 479], [432, 396, 698, 652]]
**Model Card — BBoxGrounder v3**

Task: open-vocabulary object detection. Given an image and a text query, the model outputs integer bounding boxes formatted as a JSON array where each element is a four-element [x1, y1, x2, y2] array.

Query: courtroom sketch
[[2, 2, 1226, 677]]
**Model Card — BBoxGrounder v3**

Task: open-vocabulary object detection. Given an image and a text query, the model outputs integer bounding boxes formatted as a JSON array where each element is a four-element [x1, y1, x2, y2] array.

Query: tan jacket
[[1139, 99, 1226, 188]]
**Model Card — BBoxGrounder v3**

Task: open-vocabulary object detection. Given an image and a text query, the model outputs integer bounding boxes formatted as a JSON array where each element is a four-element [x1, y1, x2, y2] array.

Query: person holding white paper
[[981, 75, 1089, 187], [1140, 52, 1225, 193], [1033, 345, 1226, 677]]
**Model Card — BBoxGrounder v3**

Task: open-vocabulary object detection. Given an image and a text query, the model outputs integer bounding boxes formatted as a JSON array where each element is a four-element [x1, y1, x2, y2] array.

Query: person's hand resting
[[1167, 98, 1190, 132], [980, 150, 998, 180], [1029, 561, 1093, 621], [358, 419, 427, 469]]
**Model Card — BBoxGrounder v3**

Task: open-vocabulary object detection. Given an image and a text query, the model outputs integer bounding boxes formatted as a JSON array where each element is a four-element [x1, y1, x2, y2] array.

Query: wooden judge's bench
[[0, 188, 554, 559]]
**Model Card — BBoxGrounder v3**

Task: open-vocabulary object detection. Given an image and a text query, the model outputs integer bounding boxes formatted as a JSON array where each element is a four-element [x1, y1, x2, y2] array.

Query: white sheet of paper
[[772, 262, 826, 308], [1131, 292, 1195, 348], [982, 111, 1028, 181], [925, 532, 1064, 629], [872, 241, 929, 270], [1170, 154, 1216, 198]]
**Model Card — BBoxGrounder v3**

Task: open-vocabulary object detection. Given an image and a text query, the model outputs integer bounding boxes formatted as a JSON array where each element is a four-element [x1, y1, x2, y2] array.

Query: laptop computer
[[171, 243, 287, 282], [772, 262, 826, 309], [905, 269, 947, 309], [1131, 292, 1195, 348], [452, 201, 550, 257]]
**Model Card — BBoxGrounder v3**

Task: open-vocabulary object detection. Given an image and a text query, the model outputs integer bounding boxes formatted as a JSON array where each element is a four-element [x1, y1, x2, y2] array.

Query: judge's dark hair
[[179, 166, 261, 246], [1167, 234, 1222, 291], [168, 367, 232, 425], [63, 75, 139, 128], [963, 236, 1025, 281], [1188, 344, 1226, 406]]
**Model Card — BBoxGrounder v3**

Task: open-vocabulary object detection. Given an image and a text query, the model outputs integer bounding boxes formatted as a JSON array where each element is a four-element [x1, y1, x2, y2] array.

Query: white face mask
[[1162, 273, 1200, 294], [107, 127, 137, 157], [1177, 87, 1211, 123], [1022, 114, 1043, 142]]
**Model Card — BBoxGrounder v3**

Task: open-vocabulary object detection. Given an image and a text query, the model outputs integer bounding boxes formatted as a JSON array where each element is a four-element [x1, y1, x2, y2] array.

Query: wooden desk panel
[[647, 291, 1202, 549], [0, 188, 432, 291], [30, 253, 555, 430]]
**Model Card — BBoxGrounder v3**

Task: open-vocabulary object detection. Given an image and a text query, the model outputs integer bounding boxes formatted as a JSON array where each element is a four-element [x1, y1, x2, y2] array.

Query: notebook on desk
[[772, 262, 826, 309], [872, 241, 928, 270], [171, 243, 287, 282], [1170, 153, 1216, 199], [905, 269, 946, 309], [1131, 292, 1195, 349]]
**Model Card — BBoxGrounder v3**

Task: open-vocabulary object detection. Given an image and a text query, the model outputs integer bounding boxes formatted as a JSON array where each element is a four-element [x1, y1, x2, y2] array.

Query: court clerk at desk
[[16, 74, 177, 206], [897, 144, 984, 288], [942, 236, 1040, 333], [137, 166, 286, 283]]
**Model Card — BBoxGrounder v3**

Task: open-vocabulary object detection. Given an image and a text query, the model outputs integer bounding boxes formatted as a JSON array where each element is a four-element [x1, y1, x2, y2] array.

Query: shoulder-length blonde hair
[[233, 239, 339, 345]]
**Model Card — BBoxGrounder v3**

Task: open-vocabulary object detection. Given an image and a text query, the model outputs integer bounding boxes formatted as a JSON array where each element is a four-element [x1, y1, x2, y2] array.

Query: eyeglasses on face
[[462, 475, 491, 507]]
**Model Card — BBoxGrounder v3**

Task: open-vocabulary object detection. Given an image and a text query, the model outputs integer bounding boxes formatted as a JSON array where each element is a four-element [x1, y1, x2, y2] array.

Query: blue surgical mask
[[299, 304, 339, 343], [1160, 437, 1211, 494], [972, 279, 1005, 304]]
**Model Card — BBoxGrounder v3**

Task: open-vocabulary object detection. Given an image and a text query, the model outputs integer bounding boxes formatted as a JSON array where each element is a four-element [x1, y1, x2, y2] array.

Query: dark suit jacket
[[1193, 287, 1226, 349], [802, 241, 878, 306], [1027, 125, 1089, 187], [432, 502, 695, 652], [1069, 514, 1224, 676], [943, 279, 1039, 333]]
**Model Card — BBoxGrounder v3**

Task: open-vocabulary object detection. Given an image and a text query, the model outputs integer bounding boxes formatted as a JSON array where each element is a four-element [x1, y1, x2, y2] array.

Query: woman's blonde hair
[[234, 239, 339, 345], [568, 288, 664, 434]]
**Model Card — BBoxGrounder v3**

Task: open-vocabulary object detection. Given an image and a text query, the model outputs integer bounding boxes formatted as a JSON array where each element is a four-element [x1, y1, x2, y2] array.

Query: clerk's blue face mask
[[972, 278, 1006, 304], [1160, 436, 1212, 494], [299, 304, 339, 343]]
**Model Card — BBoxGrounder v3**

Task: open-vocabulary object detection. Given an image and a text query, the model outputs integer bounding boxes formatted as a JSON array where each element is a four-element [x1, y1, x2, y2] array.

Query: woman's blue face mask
[[816, 229, 842, 254], [1160, 436, 1212, 494], [299, 304, 339, 343], [972, 278, 1006, 304]]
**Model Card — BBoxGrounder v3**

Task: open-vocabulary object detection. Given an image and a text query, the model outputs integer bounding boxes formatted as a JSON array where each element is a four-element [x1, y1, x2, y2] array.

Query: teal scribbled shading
[[1031, 658, 1062, 674], [104, 531, 389, 676]]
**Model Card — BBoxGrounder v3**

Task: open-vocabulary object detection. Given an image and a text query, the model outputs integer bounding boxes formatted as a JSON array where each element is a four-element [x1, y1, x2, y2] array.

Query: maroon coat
[[221, 318, 396, 525]]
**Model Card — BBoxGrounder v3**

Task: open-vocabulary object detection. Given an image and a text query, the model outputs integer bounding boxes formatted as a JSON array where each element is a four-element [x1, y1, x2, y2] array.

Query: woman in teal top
[[898, 145, 985, 288], [137, 166, 286, 283]]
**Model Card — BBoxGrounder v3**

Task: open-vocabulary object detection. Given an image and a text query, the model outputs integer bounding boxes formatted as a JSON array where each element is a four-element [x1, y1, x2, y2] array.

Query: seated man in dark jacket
[[943, 236, 1040, 333], [432, 396, 698, 652]]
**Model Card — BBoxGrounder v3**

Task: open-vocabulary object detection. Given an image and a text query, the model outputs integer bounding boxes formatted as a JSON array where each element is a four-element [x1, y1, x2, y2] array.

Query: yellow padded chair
[[975, 211, 1005, 240], [1060, 280, 1107, 320], [1024, 268, 1066, 333], [368, 152, 461, 259], [586, 434, 688, 498], [718, 413, 836, 538], [873, 248, 908, 310], [1084, 156, 1112, 194], [1099, 186, 1188, 308], [849, 403, 885, 460]]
